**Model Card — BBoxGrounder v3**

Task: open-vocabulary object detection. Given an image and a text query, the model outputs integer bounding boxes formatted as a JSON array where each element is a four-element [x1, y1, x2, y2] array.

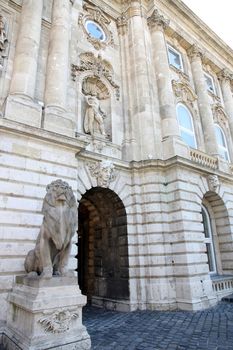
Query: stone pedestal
[[43, 106, 75, 137], [5, 95, 42, 128], [4, 276, 91, 350]]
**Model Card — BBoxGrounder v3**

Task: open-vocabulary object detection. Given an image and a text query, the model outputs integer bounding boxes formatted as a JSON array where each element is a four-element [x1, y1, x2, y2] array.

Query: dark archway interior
[[77, 187, 129, 304]]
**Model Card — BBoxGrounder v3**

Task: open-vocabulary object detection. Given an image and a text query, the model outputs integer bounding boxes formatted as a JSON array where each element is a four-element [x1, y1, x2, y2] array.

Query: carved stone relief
[[172, 78, 197, 107], [72, 52, 120, 100], [88, 160, 116, 187], [78, 3, 113, 50], [207, 174, 220, 192], [116, 13, 128, 35], [147, 9, 169, 32], [39, 309, 79, 333], [0, 13, 8, 71], [211, 103, 229, 127]]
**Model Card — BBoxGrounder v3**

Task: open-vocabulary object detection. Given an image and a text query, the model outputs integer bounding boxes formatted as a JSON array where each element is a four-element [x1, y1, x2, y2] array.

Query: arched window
[[214, 124, 230, 161], [176, 104, 197, 148], [201, 205, 216, 274]]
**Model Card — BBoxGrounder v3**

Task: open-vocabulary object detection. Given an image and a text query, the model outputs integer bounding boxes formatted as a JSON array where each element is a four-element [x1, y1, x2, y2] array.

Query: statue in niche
[[24, 180, 77, 278], [84, 94, 106, 136]]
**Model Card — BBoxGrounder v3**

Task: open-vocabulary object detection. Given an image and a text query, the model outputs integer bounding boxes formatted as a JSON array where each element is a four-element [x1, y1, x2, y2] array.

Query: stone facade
[[1, 0, 233, 337]]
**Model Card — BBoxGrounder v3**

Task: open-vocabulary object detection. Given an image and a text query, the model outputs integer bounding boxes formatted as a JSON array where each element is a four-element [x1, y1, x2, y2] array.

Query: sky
[[182, 0, 233, 50]]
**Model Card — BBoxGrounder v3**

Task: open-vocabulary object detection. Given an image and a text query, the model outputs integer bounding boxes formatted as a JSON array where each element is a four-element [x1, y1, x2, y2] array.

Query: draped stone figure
[[84, 94, 106, 136]]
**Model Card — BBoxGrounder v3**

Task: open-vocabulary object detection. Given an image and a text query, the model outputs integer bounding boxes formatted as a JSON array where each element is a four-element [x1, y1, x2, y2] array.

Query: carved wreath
[[39, 310, 79, 333]]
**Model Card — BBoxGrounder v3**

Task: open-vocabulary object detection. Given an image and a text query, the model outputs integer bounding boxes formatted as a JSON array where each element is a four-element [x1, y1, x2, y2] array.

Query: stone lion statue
[[24, 180, 77, 278]]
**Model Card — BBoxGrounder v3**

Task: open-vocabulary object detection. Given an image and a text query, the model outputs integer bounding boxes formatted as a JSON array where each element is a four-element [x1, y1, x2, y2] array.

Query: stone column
[[188, 45, 218, 156], [43, 0, 73, 136], [148, 9, 189, 159], [218, 69, 233, 139], [116, 14, 133, 160], [5, 0, 43, 126], [125, 0, 159, 161]]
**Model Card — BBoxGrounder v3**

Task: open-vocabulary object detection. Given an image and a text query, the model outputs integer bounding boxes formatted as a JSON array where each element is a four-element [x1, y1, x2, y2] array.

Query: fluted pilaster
[[43, 0, 73, 136], [5, 0, 43, 127], [218, 69, 233, 140], [148, 9, 188, 159], [9, 0, 43, 97], [124, 1, 159, 160], [188, 44, 218, 156]]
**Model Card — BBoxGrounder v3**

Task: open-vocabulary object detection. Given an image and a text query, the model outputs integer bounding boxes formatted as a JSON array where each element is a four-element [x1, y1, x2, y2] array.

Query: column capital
[[126, 0, 146, 18], [116, 14, 128, 35], [147, 9, 169, 32], [187, 44, 204, 62], [217, 68, 233, 83]]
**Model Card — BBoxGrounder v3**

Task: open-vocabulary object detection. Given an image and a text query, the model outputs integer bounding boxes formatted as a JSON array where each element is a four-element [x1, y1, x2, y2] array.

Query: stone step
[[222, 293, 233, 302]]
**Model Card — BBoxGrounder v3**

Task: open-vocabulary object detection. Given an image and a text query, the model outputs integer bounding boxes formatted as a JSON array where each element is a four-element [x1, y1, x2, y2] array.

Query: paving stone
[[83, 301, 233, 350]]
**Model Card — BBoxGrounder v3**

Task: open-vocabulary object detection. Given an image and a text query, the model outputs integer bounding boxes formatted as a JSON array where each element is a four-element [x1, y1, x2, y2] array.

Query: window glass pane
[[168, 48, 182, 70], [215, 126, 226, 147], [177, 105, 192, 129], [204, 74, 215, 93], [202, 208, 210, 238], [180, 131, 196, 148], [201, 206, 216, 273], [206, 243, 215, 272], [86, 22, 105, 41], [215, 125, 230, 161]]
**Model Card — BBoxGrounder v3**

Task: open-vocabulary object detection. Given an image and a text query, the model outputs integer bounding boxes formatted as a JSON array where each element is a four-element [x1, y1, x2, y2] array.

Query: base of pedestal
[[162, 135, 190, 159], [5, 95, 42, 128], [43, 106, 75, 137], [5, 276, 91, 350]]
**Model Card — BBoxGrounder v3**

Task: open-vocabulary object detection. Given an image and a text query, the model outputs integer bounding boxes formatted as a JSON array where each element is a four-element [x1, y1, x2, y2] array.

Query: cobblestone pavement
[[83, 302, 233, 350]]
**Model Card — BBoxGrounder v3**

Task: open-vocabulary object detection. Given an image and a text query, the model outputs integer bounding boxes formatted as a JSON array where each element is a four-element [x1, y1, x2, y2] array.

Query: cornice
[[155, 0, 233, 70], [0, 118, 89, 152]]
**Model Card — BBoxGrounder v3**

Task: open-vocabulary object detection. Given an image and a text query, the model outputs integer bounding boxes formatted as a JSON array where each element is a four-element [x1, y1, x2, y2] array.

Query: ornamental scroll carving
[[88, 160, 116, 187], [0, 13, 8, 71], [147, 9, 169, 31], [172, 78, 197, 106], [79, 4, 113, 50], [72, 52, 120, 100], [211, 103, 228, 127], [39, 309, 79, 333]]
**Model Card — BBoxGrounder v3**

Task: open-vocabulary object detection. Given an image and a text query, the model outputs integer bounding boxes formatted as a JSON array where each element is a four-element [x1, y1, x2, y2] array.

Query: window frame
[[201, 205, 217, 274], [176, 103, 197, 149], [167, 44, 184, 72], [85, 20, 106, 42], [204, 72, 216, 95], [214, 124, 230, 162]]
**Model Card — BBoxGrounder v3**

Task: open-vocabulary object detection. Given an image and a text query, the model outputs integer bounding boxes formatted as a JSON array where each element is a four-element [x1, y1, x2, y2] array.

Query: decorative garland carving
[[116, 13, 128, 35], [172, 78, 197, 106], [72, 52, 120, 100], [0, 13, 8, 71], [217, 68, 233, 83], [211, 103, 228, 127], [79, 4, 113, 50], [39, 309, 79, 333], [88, 160, 116, 187], [147, 9, 169, 32], [187, 44, 204, 61]]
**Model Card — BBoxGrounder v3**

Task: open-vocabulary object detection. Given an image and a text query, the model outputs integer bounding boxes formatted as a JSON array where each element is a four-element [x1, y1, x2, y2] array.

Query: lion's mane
[[24, 179, 77, 277]]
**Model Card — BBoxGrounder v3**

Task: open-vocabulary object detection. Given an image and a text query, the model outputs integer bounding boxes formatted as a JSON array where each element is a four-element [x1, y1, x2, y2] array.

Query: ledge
[[0, 117, 89, 152]]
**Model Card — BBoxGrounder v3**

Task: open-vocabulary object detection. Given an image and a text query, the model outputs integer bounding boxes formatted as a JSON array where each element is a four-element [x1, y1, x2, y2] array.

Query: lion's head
[[42, 179, 76, 212]]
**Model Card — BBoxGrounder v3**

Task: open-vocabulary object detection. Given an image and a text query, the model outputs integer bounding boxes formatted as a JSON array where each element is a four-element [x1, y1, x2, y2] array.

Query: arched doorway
[[202, 192, 233, 275], [77, 187, 129, 308]]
